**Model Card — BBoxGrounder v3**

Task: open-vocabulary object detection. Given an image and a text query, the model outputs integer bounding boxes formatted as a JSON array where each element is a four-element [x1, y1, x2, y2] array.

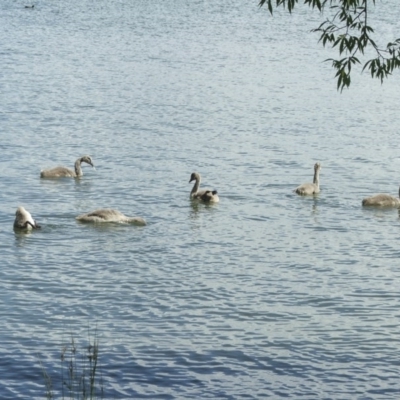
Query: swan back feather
[[199, 190, 220, 203], [76, 208, 146, 225], [362, 187, 400, 207]]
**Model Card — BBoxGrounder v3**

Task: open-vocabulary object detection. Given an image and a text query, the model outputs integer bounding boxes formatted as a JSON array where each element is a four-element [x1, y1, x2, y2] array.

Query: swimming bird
[[40, 155, 94, 178], [189, 172, 219, 202], [294, 162, 321, 195], [362, 186, 400, 207], [24, 5, 34, 8], [76, 209, 146, 225], [13, 206, 41, 230]]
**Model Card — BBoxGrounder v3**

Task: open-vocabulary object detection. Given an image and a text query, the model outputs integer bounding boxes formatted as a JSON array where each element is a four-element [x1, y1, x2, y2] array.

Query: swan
[[294, 162, 321, 195], [13, 206, 41, 230], [76, 209, 146, 225], [189, 172, 219, 202], [40, 155, 94, 178], [362, 186, 400, 207]]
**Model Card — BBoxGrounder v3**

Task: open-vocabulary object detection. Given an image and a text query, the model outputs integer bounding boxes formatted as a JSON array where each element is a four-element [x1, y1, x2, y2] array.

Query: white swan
[[13, 206, 41, 230], [76, 209, 146, 225], [362, 186, 400, 207], [40, 155, 94, 178], [189, 172, 219, 202], [295, 162, 321, 195]]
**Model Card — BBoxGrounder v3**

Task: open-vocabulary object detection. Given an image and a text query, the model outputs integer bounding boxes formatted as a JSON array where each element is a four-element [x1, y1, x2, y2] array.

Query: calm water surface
[[1, 0, 400, 399]]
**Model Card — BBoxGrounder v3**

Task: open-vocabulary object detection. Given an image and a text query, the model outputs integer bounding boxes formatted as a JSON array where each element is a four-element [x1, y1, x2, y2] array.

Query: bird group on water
[[13, 158, 400, 232], [294, 162, 400, 207], [14, 155, 219, 232]]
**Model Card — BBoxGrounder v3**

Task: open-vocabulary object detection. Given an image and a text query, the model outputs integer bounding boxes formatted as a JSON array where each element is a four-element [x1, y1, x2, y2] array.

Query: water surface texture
[[1, 0, 400, 398]]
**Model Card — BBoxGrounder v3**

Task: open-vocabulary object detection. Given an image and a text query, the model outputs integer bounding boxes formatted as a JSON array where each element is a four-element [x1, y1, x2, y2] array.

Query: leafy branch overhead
[[259, 0, 400, 90]]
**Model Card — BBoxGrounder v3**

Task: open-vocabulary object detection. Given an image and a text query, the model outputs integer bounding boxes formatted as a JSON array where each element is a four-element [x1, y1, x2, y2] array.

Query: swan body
[[13, 206, 41, 230], [362, 187, 400, 207], [40, 155, 94, 178], [295, 162, 321, 195], [189, 172, 219, 203], [199, 190, 220, 203], [76, 209, 146, 225]]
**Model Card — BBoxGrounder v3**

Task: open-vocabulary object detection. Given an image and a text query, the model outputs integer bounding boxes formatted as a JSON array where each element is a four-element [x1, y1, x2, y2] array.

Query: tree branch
[[259, 0, 400, 90]]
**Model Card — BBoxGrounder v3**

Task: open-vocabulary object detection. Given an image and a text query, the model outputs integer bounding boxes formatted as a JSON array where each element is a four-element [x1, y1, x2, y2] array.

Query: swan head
[[81, 155, 94, 168], [314, 162, 321, 171], [189, 172, 200, 183]]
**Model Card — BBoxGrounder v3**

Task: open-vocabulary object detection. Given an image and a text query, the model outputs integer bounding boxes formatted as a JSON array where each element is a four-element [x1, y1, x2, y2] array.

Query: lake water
[[1, 0, 400, 398]]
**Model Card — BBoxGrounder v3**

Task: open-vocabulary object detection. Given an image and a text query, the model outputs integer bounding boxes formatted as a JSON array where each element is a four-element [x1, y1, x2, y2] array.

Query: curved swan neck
[[189, 173, 202, 195], [191, 177, 200, 195], [74, 158, 83, 177]]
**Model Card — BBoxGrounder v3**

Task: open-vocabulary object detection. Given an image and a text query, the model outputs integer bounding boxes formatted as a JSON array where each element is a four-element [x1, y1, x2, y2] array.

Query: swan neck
[[75, 158, 83, 177], [313, 168, 320, 187], [191, 177, 200, 195]]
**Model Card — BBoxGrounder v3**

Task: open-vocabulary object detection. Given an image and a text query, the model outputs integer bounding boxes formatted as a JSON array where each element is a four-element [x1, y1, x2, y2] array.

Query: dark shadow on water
[[311, 198, 319, 214], [189, 199, 219, 217], [188, 200, 219, 230], [361, 205, 400, 218], [13, 229, 35, 247], [39, 176, 92, 185]]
